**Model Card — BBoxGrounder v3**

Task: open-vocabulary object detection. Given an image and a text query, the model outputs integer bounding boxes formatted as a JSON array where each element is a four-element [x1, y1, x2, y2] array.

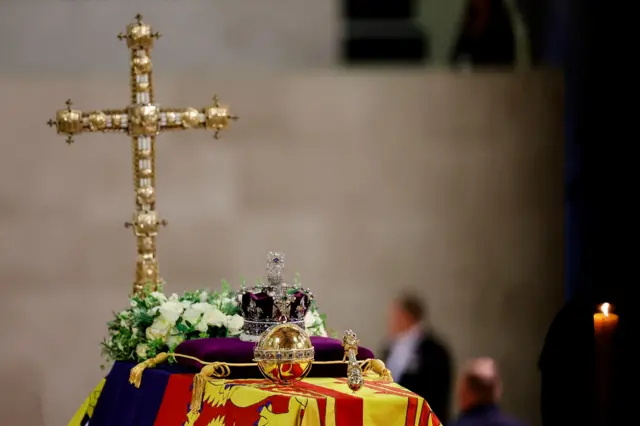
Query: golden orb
[[253, 323, 314, 385]]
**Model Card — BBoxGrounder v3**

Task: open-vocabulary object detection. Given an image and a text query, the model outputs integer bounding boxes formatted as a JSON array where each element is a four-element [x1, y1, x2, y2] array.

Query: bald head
[[458, 358, 502, 410]]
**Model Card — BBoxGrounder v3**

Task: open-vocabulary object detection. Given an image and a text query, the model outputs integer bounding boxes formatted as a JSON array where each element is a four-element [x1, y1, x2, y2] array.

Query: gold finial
[[118, 14, 161, 44], [210, 94, 239, 139]]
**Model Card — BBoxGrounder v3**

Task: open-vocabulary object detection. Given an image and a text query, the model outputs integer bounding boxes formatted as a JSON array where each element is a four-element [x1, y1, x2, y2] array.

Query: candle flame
[[600, 302, 610, 318]]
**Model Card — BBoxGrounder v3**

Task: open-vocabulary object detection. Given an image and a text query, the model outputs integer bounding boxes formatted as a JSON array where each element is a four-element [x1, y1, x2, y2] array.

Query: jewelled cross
[[46, 15, 238, 295], [266, 251, 286, 285]]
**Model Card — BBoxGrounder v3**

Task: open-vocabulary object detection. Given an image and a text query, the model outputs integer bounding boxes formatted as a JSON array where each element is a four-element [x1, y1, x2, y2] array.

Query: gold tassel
[[190, 373, 206, 414], [129, 352, 169, 388], [190, 363, 231, 414]]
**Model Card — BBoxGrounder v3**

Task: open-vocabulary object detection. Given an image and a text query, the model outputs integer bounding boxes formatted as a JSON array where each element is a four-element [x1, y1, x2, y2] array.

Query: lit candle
[[593, 302, 618, 426], [593, 302, 619, 336]]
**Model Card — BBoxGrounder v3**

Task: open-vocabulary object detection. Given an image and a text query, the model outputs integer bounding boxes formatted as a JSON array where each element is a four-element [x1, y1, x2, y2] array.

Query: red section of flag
[[153, 374, 196, 426], [418, 400, 439, 426], [295, 381, 364, 426], [196, 390, 290, 426], [404, 395, 419, 426], [153, 374, 293, 426]]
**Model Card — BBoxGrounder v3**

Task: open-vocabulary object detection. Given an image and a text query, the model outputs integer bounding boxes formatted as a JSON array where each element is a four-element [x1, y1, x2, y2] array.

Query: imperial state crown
[[237, 251, 314, 341]]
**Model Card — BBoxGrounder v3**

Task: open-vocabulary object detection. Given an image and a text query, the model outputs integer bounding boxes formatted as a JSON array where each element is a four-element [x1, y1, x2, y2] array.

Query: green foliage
[[101, 276, 330, 364]]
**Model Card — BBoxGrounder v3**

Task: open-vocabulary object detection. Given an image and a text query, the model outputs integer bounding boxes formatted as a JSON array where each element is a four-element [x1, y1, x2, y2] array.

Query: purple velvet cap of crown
[[174, 336, 375, 378], [240, 289, 310, 322]]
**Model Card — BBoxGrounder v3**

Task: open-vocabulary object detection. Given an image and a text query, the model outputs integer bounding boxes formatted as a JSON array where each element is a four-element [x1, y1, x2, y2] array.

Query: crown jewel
[[237, 251, 314, 342]]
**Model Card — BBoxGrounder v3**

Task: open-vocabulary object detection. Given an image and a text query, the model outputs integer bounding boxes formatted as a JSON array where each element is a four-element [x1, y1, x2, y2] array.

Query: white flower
[[202, 307, 226, 328], [158, 301, 185, 324], [150, 292, 167, 303], [199, 291, 209, 303], [130, 300, 138, 308], [225, 314, 244, 335], [169, 293, 180, 302], [167, 333, 185, 349], [136, 343, 149, 359], [195, 320, 209, 333], [146, 317, 171, 341], [183, 302, 211, 325], [120, 319, 129, 328], [304, 310, 315, 328]]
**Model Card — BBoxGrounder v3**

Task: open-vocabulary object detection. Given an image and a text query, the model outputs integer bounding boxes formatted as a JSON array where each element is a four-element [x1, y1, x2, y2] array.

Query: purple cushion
[[174, 336, 375, 378]]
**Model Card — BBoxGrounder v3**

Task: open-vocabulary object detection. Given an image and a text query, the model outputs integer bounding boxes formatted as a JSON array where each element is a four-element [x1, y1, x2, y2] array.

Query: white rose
[[146, 317, 171, 341], [136, 343, 149, 359], [183, 302, 211, 325], [167, 333, 185, 349], [150, 292, 167, 303], [202, 308, 226, 327], [199, 291, 209, 303], [313, 312, 324, 327], [158, 301, 185, 324], [181, 300, 192, 310], [195, 320, 209, 333], [304, 311, 315, 328], [225, 314, 244, 335]]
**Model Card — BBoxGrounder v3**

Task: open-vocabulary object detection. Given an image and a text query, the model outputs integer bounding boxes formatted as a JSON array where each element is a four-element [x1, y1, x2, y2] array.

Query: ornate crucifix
[[46, 14, 238, 295]]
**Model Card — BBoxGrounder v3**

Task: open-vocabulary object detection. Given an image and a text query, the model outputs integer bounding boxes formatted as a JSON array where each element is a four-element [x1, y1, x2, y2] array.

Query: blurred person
[[452, 0, 516, 67], [381, 293, 452, 423], [450, 358, 525, 426]]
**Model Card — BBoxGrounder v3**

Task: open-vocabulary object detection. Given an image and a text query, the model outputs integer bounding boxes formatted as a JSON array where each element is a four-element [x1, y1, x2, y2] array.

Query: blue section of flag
[[89, 362, 192, 426]]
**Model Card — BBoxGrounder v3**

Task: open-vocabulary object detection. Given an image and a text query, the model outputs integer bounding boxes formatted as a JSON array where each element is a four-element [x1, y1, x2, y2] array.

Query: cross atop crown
[[266, 251, 286, 285]]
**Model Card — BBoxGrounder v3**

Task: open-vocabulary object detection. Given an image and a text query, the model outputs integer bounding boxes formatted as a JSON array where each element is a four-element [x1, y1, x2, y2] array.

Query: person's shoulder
[[499, 414, 528, 426], [420, 333, 451, 357]]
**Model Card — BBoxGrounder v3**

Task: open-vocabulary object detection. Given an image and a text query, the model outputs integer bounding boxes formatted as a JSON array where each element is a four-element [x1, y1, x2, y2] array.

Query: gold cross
[[47, 15, 238, 295]]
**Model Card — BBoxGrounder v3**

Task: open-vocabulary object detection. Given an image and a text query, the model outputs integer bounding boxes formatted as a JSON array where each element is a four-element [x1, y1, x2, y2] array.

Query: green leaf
[[176, 322, 189, 333]]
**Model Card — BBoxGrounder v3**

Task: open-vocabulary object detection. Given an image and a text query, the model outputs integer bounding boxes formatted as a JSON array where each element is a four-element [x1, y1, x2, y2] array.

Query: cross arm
[[47, 99, 128, 144], [158, 96, 238, 139]]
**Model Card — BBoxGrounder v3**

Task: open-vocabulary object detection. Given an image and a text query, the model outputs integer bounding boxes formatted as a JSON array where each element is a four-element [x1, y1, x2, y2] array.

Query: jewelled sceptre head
[[342, 329, 365, 392]]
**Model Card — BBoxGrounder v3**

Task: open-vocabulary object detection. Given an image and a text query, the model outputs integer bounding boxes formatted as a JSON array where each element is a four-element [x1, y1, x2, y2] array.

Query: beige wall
[[0, 70, 563, 426]]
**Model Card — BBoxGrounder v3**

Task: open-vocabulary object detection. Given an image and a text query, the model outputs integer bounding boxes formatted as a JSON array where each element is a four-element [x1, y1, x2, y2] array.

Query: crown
[[237, 251, 314, 342]]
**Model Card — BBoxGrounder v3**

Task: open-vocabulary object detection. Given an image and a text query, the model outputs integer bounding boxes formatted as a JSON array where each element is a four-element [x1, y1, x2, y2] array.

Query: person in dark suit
[[449, 358, 526, 426], [381, 293, 452, 424]]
